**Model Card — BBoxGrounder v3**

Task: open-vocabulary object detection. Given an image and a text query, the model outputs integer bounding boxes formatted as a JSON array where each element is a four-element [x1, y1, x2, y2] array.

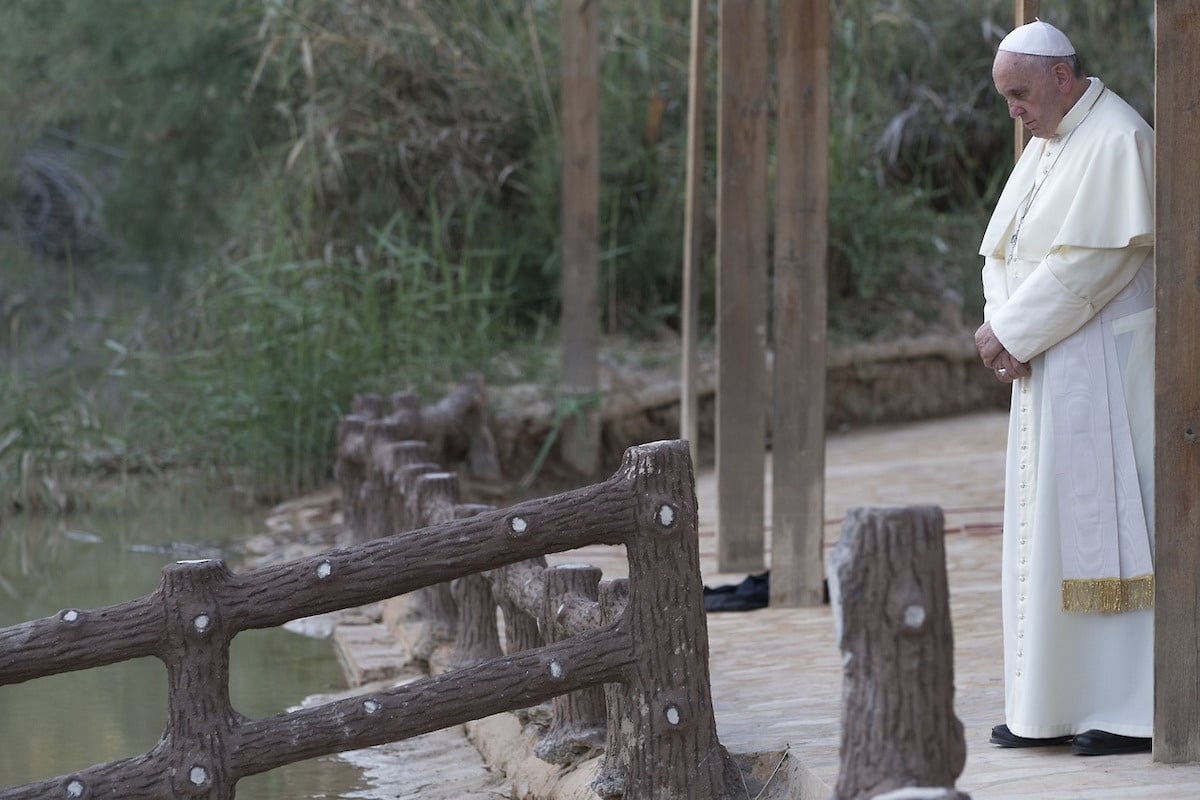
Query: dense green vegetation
[[0, 0, 1156, 507]]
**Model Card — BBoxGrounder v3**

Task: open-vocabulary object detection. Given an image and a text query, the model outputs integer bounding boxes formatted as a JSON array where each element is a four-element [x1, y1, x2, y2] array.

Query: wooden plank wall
[[559, 0, 600, 476], [716, 0, 770, 572], [770, 0, 830, 607], [1153, 0, 1200, 765]]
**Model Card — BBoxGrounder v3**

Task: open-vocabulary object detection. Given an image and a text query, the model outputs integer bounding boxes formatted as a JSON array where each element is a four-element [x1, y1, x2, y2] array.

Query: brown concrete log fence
[[0, 440, 738, 800], [335, 379, 501, 542]]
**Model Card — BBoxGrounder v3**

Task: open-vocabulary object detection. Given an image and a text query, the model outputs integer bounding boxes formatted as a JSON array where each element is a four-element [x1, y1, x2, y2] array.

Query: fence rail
[[0, 437, 736, 799]]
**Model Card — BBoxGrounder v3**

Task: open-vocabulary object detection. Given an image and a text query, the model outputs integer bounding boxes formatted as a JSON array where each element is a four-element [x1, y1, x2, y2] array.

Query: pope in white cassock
[[973, 20, 1155, 757]]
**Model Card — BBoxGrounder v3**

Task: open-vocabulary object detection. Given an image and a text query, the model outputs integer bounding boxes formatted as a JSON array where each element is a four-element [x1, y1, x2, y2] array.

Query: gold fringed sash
[[1061, 574, 1154, 613]]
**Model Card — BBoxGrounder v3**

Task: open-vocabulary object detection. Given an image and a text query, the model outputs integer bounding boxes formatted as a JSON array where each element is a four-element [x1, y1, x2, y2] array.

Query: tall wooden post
[[1013, 0, 1040, 159], [1153, 0, 1200, 764], [716, 0, 770, 572], [771, 0, 830, 607], [560, 0, 601, 476], [680, 0, 708, 462]]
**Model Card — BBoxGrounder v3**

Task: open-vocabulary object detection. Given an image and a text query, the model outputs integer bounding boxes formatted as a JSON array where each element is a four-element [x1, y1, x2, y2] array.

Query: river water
[[0, 485, 368, 798]]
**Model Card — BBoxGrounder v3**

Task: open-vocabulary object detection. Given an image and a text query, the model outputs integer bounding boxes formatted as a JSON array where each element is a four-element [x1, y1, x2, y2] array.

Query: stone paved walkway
[[546, 411, 1200, 799]]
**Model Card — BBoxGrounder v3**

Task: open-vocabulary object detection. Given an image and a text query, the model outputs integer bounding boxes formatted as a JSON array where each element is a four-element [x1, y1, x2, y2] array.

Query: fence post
[[492, 557, 546, 656], [592, 577, 631, 799], [450, 504, 503, 669], [828, 505, 969, 800], [360, 418, 410, 542], [408, 472, 461, 667], [159, 559, 240, 800], [351, 392, 386, 418], [335, 415, 369, 534], [619, 441, 736, 798], [535, 565, 607, 765], [380, 441, 431, 537]]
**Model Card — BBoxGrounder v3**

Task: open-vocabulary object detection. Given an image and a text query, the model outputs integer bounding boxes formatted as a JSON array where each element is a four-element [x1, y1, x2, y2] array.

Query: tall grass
[[130, 210, 530, 501], [0, 0, 1158, 508]]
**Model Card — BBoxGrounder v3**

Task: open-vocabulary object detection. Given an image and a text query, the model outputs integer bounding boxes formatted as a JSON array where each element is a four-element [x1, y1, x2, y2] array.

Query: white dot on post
[[656, 504, 676, 528], [363, 699, 381, 714], [665, 704, 681, 726], [193, 614, 211, 633], [510, 516, 528, 535], [548, 660, 564, 679], [904, 605, 927, 629], [316, 560, 333, 580], [61, 609, 80, 624], [188, 766, 208, 786], [65, 780, 85, 798]]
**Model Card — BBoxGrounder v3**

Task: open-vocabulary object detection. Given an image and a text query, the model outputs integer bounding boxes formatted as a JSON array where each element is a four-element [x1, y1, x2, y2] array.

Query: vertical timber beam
[[1153, 0, 1200, 764], [1013, 0, 1040, 159], [716, 0, 770, 572], [680, 0, 708, 462], [771, 0, 830, 607], [560, 0, 601, 476]]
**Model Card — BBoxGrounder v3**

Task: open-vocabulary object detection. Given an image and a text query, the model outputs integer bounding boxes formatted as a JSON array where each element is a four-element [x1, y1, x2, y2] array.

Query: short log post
[[592, 577, 631, 799], [351, 392, 386, 418], [494, 558, 547, 656], [360, 418, 410, 542], [535, 565, 607, 765], [620, 441, 737, 798], [829, 505, 969, 800], [334, 415, 369, 534], [408, 472, 461, 667], [390, 390, 421, 418], [158, 559, 240, 800], [450, 504, 503, 669], [380, 441, 432, 536], [393, 461, 439, 533]]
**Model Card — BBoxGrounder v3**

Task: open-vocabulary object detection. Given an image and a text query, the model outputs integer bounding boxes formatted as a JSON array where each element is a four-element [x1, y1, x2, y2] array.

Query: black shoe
[[1071, 729, 1152, 756], [990, 723, 1073, 748]]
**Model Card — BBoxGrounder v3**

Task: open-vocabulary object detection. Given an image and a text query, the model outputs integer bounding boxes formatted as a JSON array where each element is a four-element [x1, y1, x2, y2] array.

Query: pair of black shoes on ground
[[991, 724, 1151, 755]]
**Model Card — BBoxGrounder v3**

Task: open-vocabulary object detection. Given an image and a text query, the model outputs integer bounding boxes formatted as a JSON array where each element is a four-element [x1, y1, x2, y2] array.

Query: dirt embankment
[[487, 332, 1007, 484]]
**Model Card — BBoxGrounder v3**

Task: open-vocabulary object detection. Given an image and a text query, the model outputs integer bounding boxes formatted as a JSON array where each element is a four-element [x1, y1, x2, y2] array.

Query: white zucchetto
[[997, 19, 1076, 57]]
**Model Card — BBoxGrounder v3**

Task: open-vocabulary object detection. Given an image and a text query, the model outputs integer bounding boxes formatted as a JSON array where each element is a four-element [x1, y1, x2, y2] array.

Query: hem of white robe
[[1007, 719, 1153, 739]]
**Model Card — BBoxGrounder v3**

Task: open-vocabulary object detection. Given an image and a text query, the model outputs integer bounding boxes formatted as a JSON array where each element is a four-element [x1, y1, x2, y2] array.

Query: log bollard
[[492, 558, 546, 656], [490, 556, 548, 726], [829, 505, 970, 800], [334, 415, 369, 534], [380, 441, 431, 536], [592, 577, 631, 799], [359, 418, 408, 542], [390, 390, 421, 417], [351, 392, 386, 418], [408, 472, 461, 667], [535, 565, 607, 765], [450, 504, 503, 669]]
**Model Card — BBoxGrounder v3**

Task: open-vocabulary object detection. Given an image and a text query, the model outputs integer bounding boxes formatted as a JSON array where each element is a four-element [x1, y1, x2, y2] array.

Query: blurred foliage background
[[0, 0, 1156, 506]]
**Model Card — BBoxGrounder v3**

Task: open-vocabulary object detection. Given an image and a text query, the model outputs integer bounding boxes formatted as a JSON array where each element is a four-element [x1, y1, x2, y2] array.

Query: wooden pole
[[716, 0, 770, 572], [1153, 0, 1200, 764], [771, 0, 830, 607], [560, 0, 601, 476], [680, 0, 707, 462], [1013, 0, 1040, 160]]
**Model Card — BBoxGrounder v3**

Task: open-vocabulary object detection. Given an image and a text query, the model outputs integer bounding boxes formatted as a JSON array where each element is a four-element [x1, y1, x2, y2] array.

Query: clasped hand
[[974, 321, 1031, 383]]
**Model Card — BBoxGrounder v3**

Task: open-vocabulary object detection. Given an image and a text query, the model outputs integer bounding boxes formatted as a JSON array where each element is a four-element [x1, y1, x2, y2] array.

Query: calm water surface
[[0, 486, 368, 798]]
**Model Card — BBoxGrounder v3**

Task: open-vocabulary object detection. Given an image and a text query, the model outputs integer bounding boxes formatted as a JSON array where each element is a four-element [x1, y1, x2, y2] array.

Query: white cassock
[[979, 77, 1155, 739]]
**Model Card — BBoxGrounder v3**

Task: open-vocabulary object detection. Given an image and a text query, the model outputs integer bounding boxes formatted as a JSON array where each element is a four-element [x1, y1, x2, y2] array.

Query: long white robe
[[979, 78, 1155, 738]]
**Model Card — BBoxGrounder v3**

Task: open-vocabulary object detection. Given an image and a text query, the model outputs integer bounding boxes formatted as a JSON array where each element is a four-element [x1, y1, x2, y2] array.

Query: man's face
[[992, 52, 1068, 139]]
